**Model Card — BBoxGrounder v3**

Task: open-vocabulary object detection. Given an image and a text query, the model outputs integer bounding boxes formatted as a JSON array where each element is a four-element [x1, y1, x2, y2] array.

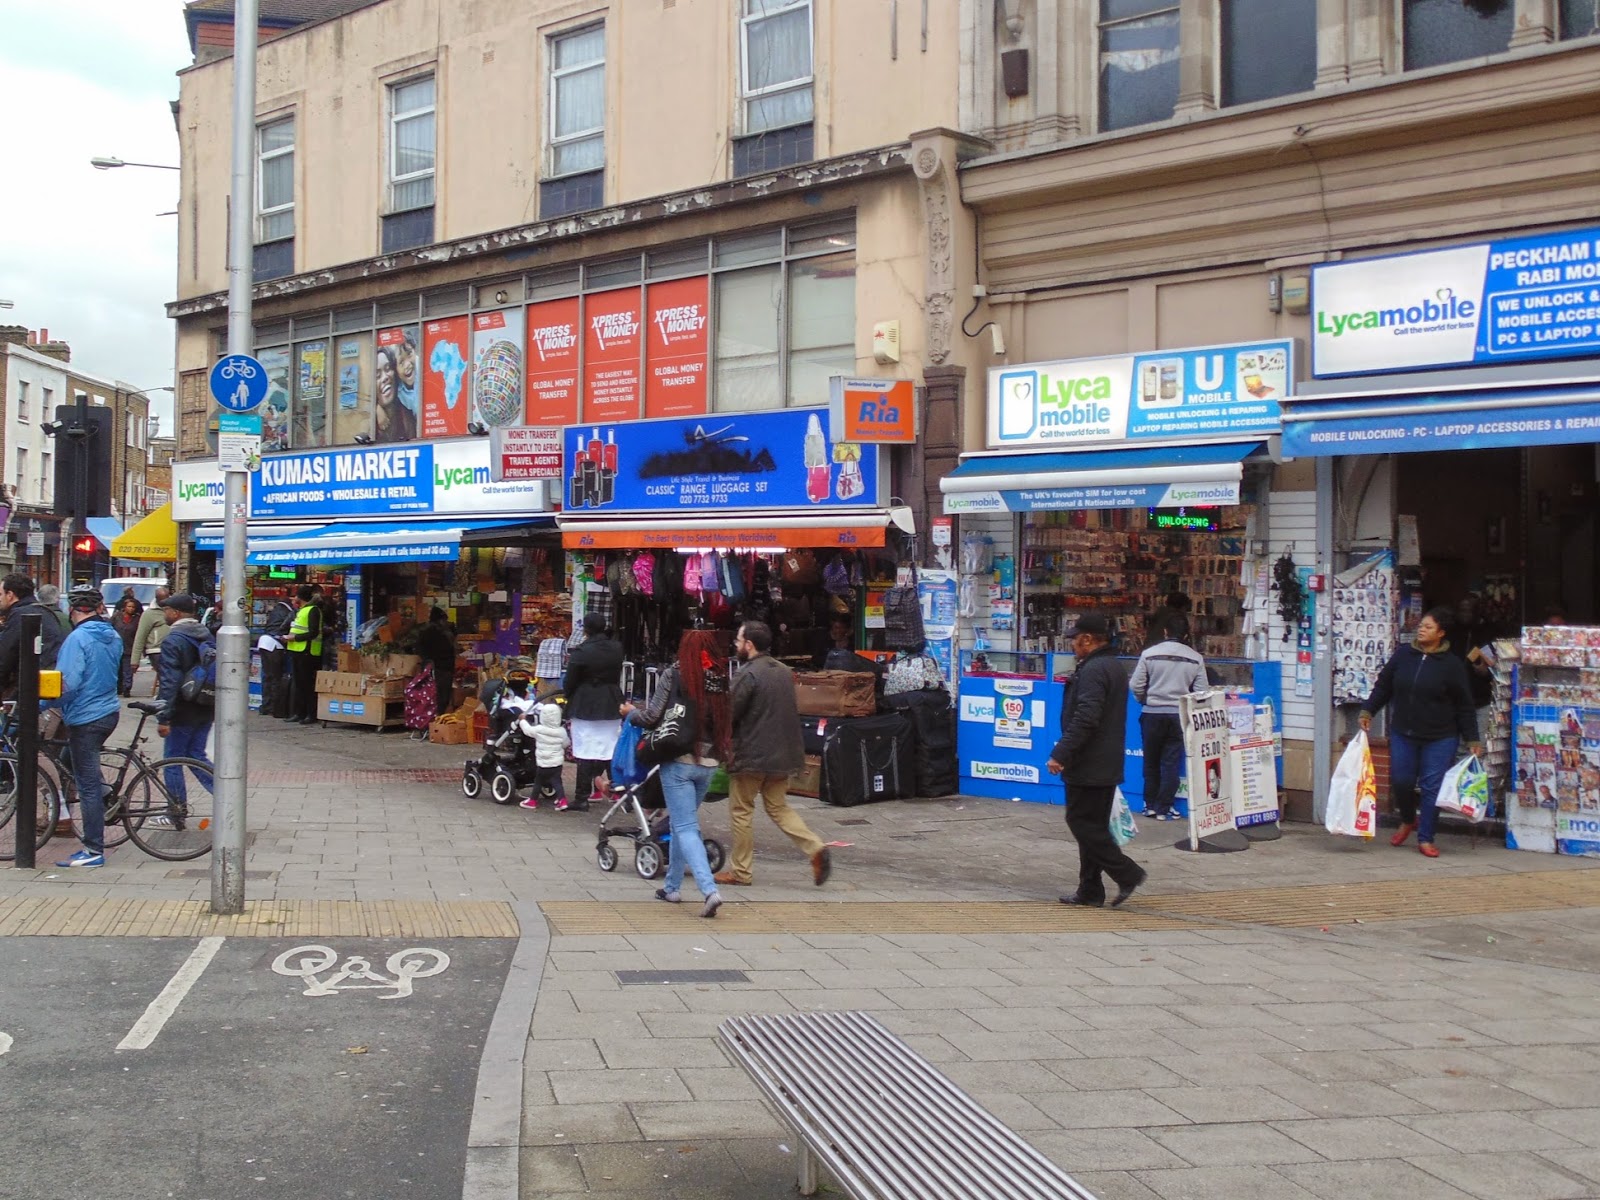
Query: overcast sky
[[0, 1, 192, 433]]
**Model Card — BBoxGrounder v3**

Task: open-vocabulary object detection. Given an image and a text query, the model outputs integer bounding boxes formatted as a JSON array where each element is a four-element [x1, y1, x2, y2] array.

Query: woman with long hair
[[622, 629, 732, 918], [111, 594, 142, 697]]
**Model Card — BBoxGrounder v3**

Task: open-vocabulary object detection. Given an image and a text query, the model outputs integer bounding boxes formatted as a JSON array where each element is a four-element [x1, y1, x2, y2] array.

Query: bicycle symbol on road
[[271, 944, 451, 999]]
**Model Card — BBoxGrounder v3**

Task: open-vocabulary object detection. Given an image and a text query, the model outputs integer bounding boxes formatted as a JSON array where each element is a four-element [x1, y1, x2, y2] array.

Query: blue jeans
[[164, 722, 215, 809], [1388, 732, 1459, 845], [1139, 712, 1184, 816], [66, 712, 121, 856], [659, 760, 717, 899]]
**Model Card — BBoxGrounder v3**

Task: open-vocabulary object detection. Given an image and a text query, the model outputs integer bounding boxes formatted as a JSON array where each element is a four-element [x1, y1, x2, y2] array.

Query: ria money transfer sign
[[1311, 225, 1600, 378], [986, 340, 1290, 449]]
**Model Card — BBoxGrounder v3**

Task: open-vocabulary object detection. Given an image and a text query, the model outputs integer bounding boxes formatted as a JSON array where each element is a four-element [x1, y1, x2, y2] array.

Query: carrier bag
[[1325, 730, 1378, 838], [794, 670, 877, 718], [881, 688, 958, 797], [1437, 754, 1490, 822], [882, 584, 925, 650], [404, 662, 437, 731], [820, 712, 916, 806], [611, 722, 648, 788], [1110, 787, 1138, 847]]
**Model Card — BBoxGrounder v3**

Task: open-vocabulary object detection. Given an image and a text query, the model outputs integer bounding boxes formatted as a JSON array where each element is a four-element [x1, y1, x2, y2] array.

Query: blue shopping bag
[[610, 721, 647, 788]]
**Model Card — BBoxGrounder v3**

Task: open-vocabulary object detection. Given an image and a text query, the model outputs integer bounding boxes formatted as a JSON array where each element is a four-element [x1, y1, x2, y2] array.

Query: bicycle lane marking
[[116, 935, 225, 1050], [0, 1031, 11, 1056]]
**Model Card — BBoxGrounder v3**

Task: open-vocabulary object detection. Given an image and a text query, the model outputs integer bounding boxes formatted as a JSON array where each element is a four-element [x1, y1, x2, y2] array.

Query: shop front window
[[293, 340, 329, 448], [1562, 0, 1599, 37], [1098, 0, 1179, 133], [787, 253, 855, 407], [713, 266, 782, 412], [1220, 0, 1317, 108], [1402, 0, 1514, 70]]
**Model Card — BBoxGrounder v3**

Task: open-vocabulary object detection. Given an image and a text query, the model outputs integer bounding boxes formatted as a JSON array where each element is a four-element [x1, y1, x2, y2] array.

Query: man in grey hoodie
[[1129, 614, 1206, 821]]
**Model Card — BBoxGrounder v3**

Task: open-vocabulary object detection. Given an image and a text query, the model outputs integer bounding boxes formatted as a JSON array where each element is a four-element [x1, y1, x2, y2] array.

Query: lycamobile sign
[[1311, 225, 1600, 378]]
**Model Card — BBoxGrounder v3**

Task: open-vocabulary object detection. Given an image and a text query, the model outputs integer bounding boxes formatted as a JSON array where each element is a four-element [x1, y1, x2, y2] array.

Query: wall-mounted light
[[352, 433, 374, 445], [466, 421, 489, 437], [493, 290, 509, 305]]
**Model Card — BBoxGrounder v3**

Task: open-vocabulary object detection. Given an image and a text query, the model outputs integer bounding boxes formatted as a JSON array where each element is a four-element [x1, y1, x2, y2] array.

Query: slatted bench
[[720, 1010, 1098, 1200]]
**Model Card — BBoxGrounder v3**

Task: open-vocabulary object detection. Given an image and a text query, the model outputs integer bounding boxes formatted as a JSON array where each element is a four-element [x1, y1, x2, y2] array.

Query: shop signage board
[[585, 288, 644, 423], [430, 439, 550, 517], [943, 479, 1241, 515], [1180, 689, 1235, 849], [561, 408, 880, 513], [524, 298, 581, 427], [470, 310, 525, 431], [560, 524, 886, 550], [173, 461, 228, 521], [1229, 733, 1279, 827], [422, 317, 471, 439], [828, 377, 917, 443], [490, 426, 563, 481], [1281, 396, 1600, 457], [645, 277, 709, 418], [1311, 224, 1600, 378], [986, 340, 1291, 450]]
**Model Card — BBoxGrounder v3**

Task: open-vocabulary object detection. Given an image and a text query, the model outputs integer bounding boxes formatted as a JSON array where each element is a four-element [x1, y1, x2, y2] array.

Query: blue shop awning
[[245, 518, 536, 566], [86, 517, 124, 549], [1281, 383, 1600, 457], [940, 441, 1267, 514]]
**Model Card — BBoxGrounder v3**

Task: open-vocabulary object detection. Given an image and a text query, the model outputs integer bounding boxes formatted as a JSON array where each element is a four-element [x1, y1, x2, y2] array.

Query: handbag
[[639, 677, 699, 765]]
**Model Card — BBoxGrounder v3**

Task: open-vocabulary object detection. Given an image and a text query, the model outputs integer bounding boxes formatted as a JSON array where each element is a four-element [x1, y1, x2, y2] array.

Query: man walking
[[285, 584, 323, 724], [716, 620, 831, 888], [55, 587, 124, 868], [256, 588, 294, 717], [1129, 613, 1206, 821], [130, 585, 172, 697], [155, 594, 214, 829], [1048, 615, 1145, 907], [0, 572, 66, 699]]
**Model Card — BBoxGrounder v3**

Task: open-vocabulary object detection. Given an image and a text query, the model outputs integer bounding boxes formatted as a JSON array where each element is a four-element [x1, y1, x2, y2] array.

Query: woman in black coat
[[562, 612, 625, 810]]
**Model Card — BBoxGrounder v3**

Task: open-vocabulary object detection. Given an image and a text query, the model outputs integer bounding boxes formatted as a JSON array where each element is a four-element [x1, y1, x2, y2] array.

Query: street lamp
[[90, 157, 180, 171]]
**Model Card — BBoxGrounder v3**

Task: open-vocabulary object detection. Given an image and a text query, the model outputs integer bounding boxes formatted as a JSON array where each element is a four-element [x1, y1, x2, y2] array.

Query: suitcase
[[800, 715, 835, 757], [820, 712, 916, 806], [794, 670, 877, 718], [882, 689, 958, 797]]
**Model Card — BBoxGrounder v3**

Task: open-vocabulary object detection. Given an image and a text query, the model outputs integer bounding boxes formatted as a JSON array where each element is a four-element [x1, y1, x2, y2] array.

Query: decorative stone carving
[[913, 139, 955, 367]]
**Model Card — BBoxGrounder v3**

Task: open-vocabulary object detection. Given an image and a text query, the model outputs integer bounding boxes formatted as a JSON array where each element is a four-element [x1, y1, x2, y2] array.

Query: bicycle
[[0, 750, 63, 862]]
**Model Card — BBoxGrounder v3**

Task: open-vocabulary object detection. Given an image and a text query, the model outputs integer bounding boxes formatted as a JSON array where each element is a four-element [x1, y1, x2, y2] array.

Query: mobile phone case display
[[1331, 553, 1399, 705], [1018, 507, 1251, 657], [1509, 625, 1600, 856]]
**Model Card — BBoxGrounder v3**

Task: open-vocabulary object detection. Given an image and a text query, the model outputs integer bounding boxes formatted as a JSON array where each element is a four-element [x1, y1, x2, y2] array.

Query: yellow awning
[[110, 503, 177, 561]]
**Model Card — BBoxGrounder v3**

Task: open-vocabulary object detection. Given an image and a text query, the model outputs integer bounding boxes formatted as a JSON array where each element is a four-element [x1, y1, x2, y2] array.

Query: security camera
[[352, 433, 374, 445]]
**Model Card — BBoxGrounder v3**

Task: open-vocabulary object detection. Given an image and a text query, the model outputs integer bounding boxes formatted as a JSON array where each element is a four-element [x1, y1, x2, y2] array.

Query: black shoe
[[298, 716, 319, 725], [1111, 870, 1148, 908], [1060, 894, 1105, 907]]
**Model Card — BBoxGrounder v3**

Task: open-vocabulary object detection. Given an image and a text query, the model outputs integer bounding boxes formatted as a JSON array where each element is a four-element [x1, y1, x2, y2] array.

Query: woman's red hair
[[677, 629, 732, 763]]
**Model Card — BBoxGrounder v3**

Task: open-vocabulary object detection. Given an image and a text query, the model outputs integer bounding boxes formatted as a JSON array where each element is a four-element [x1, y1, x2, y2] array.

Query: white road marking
[[117, 936, 225, 1051], [0, 1031, 12, 1056], [271, 944, 450, 998]]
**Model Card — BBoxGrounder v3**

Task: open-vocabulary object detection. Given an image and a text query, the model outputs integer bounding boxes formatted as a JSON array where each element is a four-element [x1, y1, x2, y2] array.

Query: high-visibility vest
[[286, 604, 323, 656]]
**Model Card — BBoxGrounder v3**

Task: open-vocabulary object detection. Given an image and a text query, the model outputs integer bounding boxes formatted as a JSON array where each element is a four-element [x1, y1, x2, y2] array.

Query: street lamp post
[[89, 157, 181, 171]]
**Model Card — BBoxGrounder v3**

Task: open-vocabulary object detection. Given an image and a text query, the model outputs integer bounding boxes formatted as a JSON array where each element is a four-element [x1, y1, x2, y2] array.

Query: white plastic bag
[[1110, 787, 1138, 846], [1326, 730, 1378, 839], [1437, 754, 1490, 822]]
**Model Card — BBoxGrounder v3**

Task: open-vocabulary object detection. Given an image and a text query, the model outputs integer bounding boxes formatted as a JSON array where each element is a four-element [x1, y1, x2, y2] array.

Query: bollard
[[12, 614, 40, 870]]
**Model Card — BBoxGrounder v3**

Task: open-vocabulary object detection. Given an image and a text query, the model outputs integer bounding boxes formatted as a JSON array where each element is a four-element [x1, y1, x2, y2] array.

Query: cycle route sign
[[209, 354, 266, 472]]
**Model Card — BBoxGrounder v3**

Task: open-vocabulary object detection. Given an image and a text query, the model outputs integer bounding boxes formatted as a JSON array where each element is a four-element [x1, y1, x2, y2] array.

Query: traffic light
[[49, 400, 113, 521], [73, 536, 95, 555]]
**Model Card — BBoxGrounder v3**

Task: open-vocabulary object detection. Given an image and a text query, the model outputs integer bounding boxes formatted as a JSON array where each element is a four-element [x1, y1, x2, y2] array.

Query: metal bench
[[720, 1010, 1098, 1200]]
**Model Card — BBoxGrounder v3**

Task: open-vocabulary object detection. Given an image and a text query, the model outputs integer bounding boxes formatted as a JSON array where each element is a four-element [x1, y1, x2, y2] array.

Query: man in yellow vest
[[285, 584, 324, 725]]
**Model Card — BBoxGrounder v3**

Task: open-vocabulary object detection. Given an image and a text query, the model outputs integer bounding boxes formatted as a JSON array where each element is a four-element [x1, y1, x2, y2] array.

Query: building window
[[389, 75, 436, 212], [714, 267, 783, 412], [256, 117, 294, 243], [1220, 0, 1316, 107], [40, 452, 51, 506], [15, 380, 28, 422], [42, 386, 53, 413], [549, 24, 605, 177], [1097, 0, 1179, 132], [1561, 0, 1599, 37], [787, 253, 854, 406], [1403, 0, 1513, 70], [15, 448, 26, 500], [741, 0, 813, 134]]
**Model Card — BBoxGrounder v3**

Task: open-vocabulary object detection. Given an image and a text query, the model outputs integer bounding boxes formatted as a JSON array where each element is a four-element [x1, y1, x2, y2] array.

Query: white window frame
[[39, 451, 51, 506], [548, 23, 606, 178], [388, 75, 437, 212], [256, 116, 295, 243], [740, 0, 815, 134], [15, 447, 27, 499], [15, 380, 28, 423]]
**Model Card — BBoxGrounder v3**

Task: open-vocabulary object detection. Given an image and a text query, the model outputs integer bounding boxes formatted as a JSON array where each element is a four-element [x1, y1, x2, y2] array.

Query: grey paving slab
[[1154, 1053, 1310, 1089], [1271, 1116, 1456, 1161], [1132, 1163, 1324, 1200], [1026, 1128, 1191, 1173], [1045, 1056, 1191, 1092], [1391, 1076, 1550, 1112], [1147, 1123, 1327, 1168], [1503, 1071, 1600, 1108], [1273, 1159, 1479, 1200], [1407, 1152, 1596, 1200], [1538, 1148, 1600, 1185], [1529, 1108, 1600, 1148], [1030, 1088, 1192, 1130], [1261, 1079, 1436, 1118], [1394, 1111, 1585, 1154], [1149, 1085, 1319, 1124]]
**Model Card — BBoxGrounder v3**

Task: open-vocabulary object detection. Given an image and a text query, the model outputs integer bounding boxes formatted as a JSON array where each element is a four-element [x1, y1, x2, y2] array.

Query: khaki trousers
[[726, 772, 824, 883]]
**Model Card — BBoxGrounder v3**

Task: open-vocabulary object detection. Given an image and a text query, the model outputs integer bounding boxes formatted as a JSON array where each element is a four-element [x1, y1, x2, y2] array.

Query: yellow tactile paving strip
[[541, 867, 1600, 936], [0, 897, 519, 939]]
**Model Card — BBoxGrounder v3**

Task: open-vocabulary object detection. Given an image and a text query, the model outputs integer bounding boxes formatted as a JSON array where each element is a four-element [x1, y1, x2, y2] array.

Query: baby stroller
[[462, 666, 545, 805], [594, 765, 727, 880]]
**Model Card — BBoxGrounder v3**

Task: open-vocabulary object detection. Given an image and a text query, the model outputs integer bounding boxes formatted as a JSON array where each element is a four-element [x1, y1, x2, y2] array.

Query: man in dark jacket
[[257, 591, 294, 717], [155, 594, 215, 827], [0, 572, 66, 699], [563, 612, 626, 808], [1048, 615, 1145, 908], [413, 607, 457, 724], [715, 620, 831, 888]]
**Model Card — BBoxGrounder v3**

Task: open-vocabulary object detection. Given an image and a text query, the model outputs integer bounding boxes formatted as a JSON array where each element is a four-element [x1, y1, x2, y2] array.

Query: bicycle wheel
[[61, 748, 143, 850], [122, 757, 215, 861], [0, 753, 62, 861]]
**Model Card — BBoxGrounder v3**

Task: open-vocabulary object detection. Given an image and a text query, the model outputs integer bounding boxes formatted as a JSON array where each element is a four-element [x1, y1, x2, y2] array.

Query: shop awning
[[86, 517, 124, 550], [939, 442, 1266, 513], [1281, 382, 1600, 457], [557, 508, 913, 551], [193, 522, 321, 552], [110, 504, 178, 561], [245, 518, 530, 566]]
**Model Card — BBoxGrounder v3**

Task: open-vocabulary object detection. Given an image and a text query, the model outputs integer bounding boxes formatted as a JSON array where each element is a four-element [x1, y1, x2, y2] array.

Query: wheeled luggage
[[820, 712, 916, 807], [794, 670, 877, 718], [882, 688, 958, 797]]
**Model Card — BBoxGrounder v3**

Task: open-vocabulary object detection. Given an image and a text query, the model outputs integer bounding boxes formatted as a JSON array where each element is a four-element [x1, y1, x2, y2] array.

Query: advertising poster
[[258, 345, 292, 453], [918, 569, 958, 686], [524, 298, 581, 426], [560, 408, 877, 513], [1230, 734, 1279, 827], [374, 324, 421, 443], [331, 333, 373, 445], [1332, 552, 1398, 705], [1180, 689, 1235, 848], [584, 287, 644, 423], [645, 276, 709, 418], [470, 310, 525, 430], [421, 316, 470, 439], [293, 340, 328, 448]]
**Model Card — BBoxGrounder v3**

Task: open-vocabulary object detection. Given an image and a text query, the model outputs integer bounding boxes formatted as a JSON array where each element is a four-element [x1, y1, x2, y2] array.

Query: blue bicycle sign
[[209, 354, 268, 413]]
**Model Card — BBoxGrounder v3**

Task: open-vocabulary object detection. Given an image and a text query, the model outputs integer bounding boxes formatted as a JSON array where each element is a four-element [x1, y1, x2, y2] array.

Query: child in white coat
[[525, 702, 569, 811]]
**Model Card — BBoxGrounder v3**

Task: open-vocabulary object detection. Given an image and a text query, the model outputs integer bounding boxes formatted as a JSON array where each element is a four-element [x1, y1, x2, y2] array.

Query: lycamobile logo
[[435, 464, 490, 490], [178, 480, 224, 501], [1038, 371, 1113, 428], [1318, 287, 1476, 337]]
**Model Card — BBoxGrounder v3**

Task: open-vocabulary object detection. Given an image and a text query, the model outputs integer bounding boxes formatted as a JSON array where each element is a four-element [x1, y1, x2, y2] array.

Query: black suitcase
[[882, 689, 958, 797], [800, 715, 836, 757], [820, 712, 916, 807]]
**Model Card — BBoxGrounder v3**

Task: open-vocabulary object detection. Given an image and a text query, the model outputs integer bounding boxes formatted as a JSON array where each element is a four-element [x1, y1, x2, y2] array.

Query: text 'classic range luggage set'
[[794, 674, 957, 807]]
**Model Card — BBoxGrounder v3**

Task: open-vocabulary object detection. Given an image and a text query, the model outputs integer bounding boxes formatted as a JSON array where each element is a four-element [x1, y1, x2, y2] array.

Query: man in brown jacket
[[716, 620, 832, 888]]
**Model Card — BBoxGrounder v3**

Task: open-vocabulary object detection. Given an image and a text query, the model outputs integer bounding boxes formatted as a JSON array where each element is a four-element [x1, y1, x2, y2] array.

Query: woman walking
[[111, 595, 142, 697], [622, 630, 729, 918], [1359, 607, 1482, 858], [563, 612, 625, 811]]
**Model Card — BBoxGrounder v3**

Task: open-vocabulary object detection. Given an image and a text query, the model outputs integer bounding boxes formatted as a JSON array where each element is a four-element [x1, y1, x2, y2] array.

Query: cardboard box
[[337, 646, 363, 673], [365, 652, 421, 678], [315, 670, 365, 696], [789, 754, 823, 798], [317, 693, 399, 726], [429, 715, 472, 744], [363, 676, 407, 700]]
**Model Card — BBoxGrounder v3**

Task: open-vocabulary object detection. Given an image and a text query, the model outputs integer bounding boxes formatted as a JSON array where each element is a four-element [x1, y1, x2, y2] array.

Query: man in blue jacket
[[155, 594, 215, 828], [56, 587, 124, 868]]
